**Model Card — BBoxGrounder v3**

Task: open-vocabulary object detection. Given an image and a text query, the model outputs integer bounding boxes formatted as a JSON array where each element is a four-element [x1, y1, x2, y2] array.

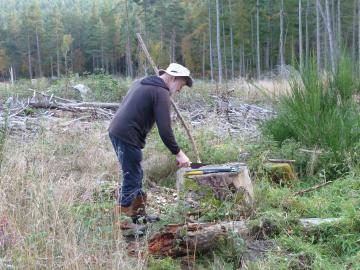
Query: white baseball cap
[[158, 63, 193, 87]]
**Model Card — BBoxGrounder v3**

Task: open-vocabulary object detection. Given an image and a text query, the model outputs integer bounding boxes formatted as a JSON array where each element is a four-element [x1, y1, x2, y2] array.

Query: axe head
[[190, 163, 209, 169]]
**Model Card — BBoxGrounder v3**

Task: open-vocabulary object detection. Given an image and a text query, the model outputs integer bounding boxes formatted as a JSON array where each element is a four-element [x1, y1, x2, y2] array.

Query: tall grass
[[262, 57, 360, 176]]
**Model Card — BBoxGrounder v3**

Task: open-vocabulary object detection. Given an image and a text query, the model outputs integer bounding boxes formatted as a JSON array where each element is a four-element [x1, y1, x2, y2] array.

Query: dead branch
[[27, 88, 77, 103], [293, 181, 333, 196], [268, 159, 296, 164]]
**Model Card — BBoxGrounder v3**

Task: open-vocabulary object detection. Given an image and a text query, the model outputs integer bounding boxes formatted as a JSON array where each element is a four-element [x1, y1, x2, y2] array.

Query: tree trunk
[[316, 0, 321, 73], [256, 0, 261, 79], [279, 0, 285, 71], [305, 0, 310, 68], [27, 33, 33, 80], [239, 43, 244, 77], [337, 0, 341, 46], [222, 21, 228, 81], [318, 0, 335, 72], [50, 57, 54, 78], [299, 0, 303, 72], [358, 0, 360, 77], [326, 0, 335, 72], [228, 0, 234, 80], [251, 14, 255, 75], [56, 31, 61, 78], [35, 26, 43, 77], [64, 53, 68, 75], [352, 0, 357, 75], [216, 0, 222, 83], [208, 0, 214, 81], [202, 34, 206, 80], [125, 0, 133, 77], [265, 0, 273, 71], [159, 0, 164, 63]]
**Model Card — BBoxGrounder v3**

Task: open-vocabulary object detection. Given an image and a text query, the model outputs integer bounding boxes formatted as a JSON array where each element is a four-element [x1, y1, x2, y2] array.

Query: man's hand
[[176, 150, 191, 168]]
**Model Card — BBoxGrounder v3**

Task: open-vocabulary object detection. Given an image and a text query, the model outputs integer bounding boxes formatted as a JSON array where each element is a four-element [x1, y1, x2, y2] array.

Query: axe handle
[[136, 33, 201, 163]]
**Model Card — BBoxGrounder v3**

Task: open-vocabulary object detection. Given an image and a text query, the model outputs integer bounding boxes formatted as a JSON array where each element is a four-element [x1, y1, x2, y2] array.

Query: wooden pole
[[136, 33, 201, 163]]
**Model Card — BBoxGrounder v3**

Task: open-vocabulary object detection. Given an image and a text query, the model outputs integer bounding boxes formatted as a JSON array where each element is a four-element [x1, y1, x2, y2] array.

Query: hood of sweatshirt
[[141, 75, 169, 90]]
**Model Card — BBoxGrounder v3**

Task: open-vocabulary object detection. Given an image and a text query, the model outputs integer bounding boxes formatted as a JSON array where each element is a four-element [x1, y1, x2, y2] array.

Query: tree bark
[[35, 26, 43, 77], [202, 34, 206, 80], [279, 0, 285, 71], [352, 0, 356, 75], [125, 0, 133, 77], [358, 0, 360, 77], [228, 0, 234, 80], [265, 0, 273, 71], [139, 218, 342, 258], [256, 0, 261, 79], [316, 0, 321, 73], [216, 0, 222, 83], [222, 21, 228, 81], [305, 0, 310, 68], [27, 33, 33, 80], [208, 0, 214, 81], [299, 0, 303, 72], [50, 57, 54, 78], [337, 0, 341, 46], [56, 32, 61, 78], [317, 0, 335, 72]]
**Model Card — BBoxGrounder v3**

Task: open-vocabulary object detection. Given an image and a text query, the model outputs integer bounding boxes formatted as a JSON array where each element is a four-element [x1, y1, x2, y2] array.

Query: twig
[[10, 99, 30, 118], [268, 159, 296, 163], [27, 88, 78, 103], [293, 181, 333, 196]]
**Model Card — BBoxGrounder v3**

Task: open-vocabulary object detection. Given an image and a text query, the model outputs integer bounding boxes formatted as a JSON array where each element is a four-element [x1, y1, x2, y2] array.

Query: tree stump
[[176, 164, 254, 207]]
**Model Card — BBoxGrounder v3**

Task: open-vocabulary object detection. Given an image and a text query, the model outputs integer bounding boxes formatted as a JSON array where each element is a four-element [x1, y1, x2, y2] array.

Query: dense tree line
[[0, 0, 357, 80]]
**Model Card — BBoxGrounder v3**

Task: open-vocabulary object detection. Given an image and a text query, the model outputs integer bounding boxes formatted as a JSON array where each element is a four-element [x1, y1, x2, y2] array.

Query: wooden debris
[[127, 217, 343, 259], [299, 218, 341, 227], [268, 159, 296, 163], [293, 181, 333, 196], [146, 221, 249, 258]]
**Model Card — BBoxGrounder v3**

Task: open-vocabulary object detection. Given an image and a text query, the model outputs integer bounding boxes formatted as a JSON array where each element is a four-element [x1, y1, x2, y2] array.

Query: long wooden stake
[[136, 33, 201, 163]]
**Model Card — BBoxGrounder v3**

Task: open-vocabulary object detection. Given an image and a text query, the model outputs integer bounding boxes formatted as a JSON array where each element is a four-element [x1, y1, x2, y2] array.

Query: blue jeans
[[109, 133, 144, 207]]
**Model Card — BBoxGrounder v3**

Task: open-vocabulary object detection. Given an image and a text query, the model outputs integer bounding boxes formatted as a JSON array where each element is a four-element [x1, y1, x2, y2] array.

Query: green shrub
[[262, 57, 360, 178], [81, 73, 130, 102]]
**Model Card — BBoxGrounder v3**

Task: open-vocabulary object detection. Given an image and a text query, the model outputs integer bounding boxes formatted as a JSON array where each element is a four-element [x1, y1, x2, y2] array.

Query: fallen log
[[147, 221, 249, 258], [29, 100, 118, 111], [128, 217, 342, 258]]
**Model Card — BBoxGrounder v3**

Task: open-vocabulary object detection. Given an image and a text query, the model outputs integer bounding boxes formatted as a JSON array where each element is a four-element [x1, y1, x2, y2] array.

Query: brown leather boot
[[113, 205, 145, 231], [132, 193, 160, 223]]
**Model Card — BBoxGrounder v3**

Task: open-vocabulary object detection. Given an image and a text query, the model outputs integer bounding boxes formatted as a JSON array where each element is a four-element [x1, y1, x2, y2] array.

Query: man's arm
[[154, 90, 190, 167]]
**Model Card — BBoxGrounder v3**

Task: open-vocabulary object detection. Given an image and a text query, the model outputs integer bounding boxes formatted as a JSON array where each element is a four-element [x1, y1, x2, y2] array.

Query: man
[[108, 63, 193, 229]]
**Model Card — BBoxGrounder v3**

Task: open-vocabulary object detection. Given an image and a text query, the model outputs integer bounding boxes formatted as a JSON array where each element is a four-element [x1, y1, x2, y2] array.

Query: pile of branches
[[0, 89, 117, 133]]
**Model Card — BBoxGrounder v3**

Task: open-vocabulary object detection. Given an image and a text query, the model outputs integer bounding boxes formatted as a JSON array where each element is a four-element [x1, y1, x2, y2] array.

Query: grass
[[262, 57, 360, 178], [0, 73, 359, 268], [1, 118, 357, 268]]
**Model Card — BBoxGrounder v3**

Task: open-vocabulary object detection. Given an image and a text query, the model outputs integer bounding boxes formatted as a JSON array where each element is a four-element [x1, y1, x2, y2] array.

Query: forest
[[0, 0, 357, 81]]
